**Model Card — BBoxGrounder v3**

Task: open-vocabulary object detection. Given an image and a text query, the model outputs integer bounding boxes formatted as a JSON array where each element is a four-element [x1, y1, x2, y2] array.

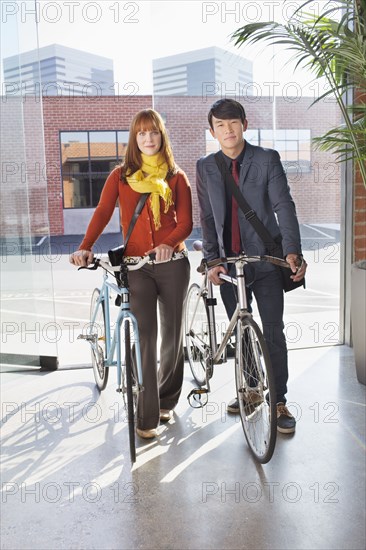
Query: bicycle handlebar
[[78, 253, 156, 274], [197, 254, 291, 274]]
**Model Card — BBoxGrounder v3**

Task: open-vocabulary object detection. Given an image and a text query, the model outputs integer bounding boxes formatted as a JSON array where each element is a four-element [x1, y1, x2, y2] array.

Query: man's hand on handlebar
[[70, 250, 94, 267], [208, 265, 227, 285]]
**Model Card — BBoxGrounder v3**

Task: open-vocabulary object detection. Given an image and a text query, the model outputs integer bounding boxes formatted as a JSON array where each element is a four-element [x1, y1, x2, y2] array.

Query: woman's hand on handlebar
[[70, 250, 94, 267], [208, 265, 227, 285], [146, 244, 174, 263]]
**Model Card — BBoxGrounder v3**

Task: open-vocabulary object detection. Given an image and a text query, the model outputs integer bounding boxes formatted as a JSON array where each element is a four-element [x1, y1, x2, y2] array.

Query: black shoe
[[226, 342, 236, 358], [227, 397, 240, 413], [277, 402, 296, 433]]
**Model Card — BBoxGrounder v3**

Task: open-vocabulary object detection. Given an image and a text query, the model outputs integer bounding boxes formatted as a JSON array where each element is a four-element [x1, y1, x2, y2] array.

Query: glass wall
[[0, 1, 58, 367], [152, 0, 342, 350], [1, 0, 343, 363]]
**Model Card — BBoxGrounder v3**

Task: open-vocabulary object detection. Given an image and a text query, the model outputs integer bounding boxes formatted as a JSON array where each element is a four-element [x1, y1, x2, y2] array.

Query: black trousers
[[129, 257, 190, 430]]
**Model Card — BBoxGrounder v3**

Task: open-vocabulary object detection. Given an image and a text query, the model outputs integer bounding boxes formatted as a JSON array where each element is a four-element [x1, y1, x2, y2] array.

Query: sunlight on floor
[[159, 422, 241, 483]]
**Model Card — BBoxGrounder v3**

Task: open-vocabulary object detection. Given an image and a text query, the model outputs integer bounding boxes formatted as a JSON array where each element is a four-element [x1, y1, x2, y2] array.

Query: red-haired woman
[[70, 109, 193, 439]]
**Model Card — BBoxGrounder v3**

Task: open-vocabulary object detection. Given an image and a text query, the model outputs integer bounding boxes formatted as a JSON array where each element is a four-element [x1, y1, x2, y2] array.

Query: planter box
[[351, 261, 366, 385]]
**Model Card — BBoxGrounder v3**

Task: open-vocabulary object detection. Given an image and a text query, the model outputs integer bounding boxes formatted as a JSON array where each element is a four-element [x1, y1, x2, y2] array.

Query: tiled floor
[[1, 344, 365, 549]]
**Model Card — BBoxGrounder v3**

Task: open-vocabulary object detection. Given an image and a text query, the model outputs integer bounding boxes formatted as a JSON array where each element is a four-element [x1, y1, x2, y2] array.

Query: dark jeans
[[220, 263, 288, 404]]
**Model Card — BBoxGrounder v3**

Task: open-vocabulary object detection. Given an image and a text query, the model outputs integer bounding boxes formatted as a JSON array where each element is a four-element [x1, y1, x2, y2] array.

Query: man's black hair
[[208, 98, 246, 129]]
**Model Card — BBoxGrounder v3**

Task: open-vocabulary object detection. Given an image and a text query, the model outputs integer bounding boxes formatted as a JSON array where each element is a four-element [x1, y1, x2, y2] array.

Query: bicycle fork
[[115, 290, 144, 394]]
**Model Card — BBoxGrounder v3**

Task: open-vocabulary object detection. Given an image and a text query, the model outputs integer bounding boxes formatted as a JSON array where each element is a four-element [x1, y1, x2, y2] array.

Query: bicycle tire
[[124, 320, 136, 463], [90, 288, 109, 391], [184, 283, 210, 386], [235, 317, 277, 464]]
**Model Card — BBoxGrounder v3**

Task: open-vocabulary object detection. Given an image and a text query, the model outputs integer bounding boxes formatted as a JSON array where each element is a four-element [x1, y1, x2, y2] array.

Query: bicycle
[[184, 241, 292, 464], [77, 254, 155, 464]]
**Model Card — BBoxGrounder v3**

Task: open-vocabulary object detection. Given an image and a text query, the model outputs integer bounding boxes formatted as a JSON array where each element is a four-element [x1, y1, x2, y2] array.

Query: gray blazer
[[196, 142, 302, 264]]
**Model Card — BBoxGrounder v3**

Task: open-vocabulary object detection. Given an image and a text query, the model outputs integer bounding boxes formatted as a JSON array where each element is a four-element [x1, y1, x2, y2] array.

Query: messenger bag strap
[[214, 153, 280, 255], [123, 193, 149, 247]]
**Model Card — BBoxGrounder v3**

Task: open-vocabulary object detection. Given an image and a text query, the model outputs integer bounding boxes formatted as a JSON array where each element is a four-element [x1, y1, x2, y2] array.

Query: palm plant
[[231, 0, 366, 187]]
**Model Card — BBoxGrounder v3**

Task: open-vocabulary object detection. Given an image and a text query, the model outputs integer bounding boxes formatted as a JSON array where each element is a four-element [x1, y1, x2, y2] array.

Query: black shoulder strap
[[123, 193, 149, 247], [214, 153, 280, 255]]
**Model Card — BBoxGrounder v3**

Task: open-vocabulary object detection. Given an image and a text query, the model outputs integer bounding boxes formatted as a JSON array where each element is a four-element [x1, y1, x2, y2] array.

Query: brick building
[[3, 94, 342, 238]]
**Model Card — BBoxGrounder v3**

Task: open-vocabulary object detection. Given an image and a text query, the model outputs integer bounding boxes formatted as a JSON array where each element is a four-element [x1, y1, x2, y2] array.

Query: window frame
[[205, 127, 312, 174], [59, 129, 129, 209]]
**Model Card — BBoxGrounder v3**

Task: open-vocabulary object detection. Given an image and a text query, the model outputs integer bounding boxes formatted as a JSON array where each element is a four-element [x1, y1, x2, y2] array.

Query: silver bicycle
[[185, 241, 292, 463]]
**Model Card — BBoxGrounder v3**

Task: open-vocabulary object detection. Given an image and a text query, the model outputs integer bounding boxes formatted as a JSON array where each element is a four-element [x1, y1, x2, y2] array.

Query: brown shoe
[[136, 428, 158, 439], [160, 409, 173, 422], [276, 403, 296, 434], [227, 391, 263, 414]]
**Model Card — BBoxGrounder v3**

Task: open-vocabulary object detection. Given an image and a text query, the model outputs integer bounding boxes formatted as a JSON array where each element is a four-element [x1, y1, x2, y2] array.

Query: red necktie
[[231, 159, 241, 254]]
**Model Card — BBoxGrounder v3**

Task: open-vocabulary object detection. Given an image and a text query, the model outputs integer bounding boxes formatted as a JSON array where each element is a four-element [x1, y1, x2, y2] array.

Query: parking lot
[[1, 224, 341, 367]]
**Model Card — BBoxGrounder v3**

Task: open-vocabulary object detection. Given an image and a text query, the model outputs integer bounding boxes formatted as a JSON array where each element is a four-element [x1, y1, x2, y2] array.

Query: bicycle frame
[[213, 260, 254, 355], [190, 258, 251, 392], [88, 269, 143, 389]]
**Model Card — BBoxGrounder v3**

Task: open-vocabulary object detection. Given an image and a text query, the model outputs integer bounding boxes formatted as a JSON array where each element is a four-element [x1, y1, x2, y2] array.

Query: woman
[[70, 109, 193, 439]]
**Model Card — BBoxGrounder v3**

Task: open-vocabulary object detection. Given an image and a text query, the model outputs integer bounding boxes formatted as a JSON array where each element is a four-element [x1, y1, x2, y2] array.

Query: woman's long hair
[[121, 109, 177, 179]]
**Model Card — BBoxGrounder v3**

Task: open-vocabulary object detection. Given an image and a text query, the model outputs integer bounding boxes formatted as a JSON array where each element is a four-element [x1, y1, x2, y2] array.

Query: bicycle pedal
[[116, 387, 123, 393], [189, 388, 208, 396], [187, 388, 209, 408], [77, 334, 95, 341]]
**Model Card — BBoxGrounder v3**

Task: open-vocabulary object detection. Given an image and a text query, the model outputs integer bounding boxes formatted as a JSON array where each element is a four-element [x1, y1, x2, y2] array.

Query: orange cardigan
[[79, 167, 193, 256]]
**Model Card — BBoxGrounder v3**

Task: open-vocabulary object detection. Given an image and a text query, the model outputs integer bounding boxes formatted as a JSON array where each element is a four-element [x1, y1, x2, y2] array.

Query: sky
[[1, 0, 331, 98]]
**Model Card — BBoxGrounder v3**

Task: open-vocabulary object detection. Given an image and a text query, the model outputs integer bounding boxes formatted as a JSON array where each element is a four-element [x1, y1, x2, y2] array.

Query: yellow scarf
[[126, 153, 173, 230]]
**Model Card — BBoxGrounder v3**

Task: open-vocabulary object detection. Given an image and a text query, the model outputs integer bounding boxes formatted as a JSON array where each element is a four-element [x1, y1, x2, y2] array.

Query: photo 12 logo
[[202, 481, 340, 504], [201, 1, 332, 24], [1, 2, 140, 24], [2, 481, 139, 504]]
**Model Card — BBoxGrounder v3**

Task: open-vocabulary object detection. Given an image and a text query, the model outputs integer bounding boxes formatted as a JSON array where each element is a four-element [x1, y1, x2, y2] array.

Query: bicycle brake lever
[[197, 257, 227, 273], [77, 259, 98, 271], [197, 258, 207, 274]]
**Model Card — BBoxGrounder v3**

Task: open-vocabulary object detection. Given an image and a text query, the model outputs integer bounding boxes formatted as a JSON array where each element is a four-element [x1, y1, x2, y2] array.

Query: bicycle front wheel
[[124, 320, 137, 463], [184, 283, 210, 386], [235, 317, 276, 464], [90, 288, 109, 391]]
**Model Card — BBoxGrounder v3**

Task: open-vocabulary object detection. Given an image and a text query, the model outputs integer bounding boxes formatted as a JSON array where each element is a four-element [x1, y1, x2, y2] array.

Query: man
[[196, 98, 307, 433]]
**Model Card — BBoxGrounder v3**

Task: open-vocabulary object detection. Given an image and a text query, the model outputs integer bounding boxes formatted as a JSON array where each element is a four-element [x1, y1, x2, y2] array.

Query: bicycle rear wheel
[[184, 283, 210, 386], [90, 288, 109, 391], [124, 320, 137, 463], [235, 317, 276, 464]]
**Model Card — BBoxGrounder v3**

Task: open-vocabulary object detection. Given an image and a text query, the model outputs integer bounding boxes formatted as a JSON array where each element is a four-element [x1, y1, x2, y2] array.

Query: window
[[205, 128, 311, 173], [60, 130, 129, 208]]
